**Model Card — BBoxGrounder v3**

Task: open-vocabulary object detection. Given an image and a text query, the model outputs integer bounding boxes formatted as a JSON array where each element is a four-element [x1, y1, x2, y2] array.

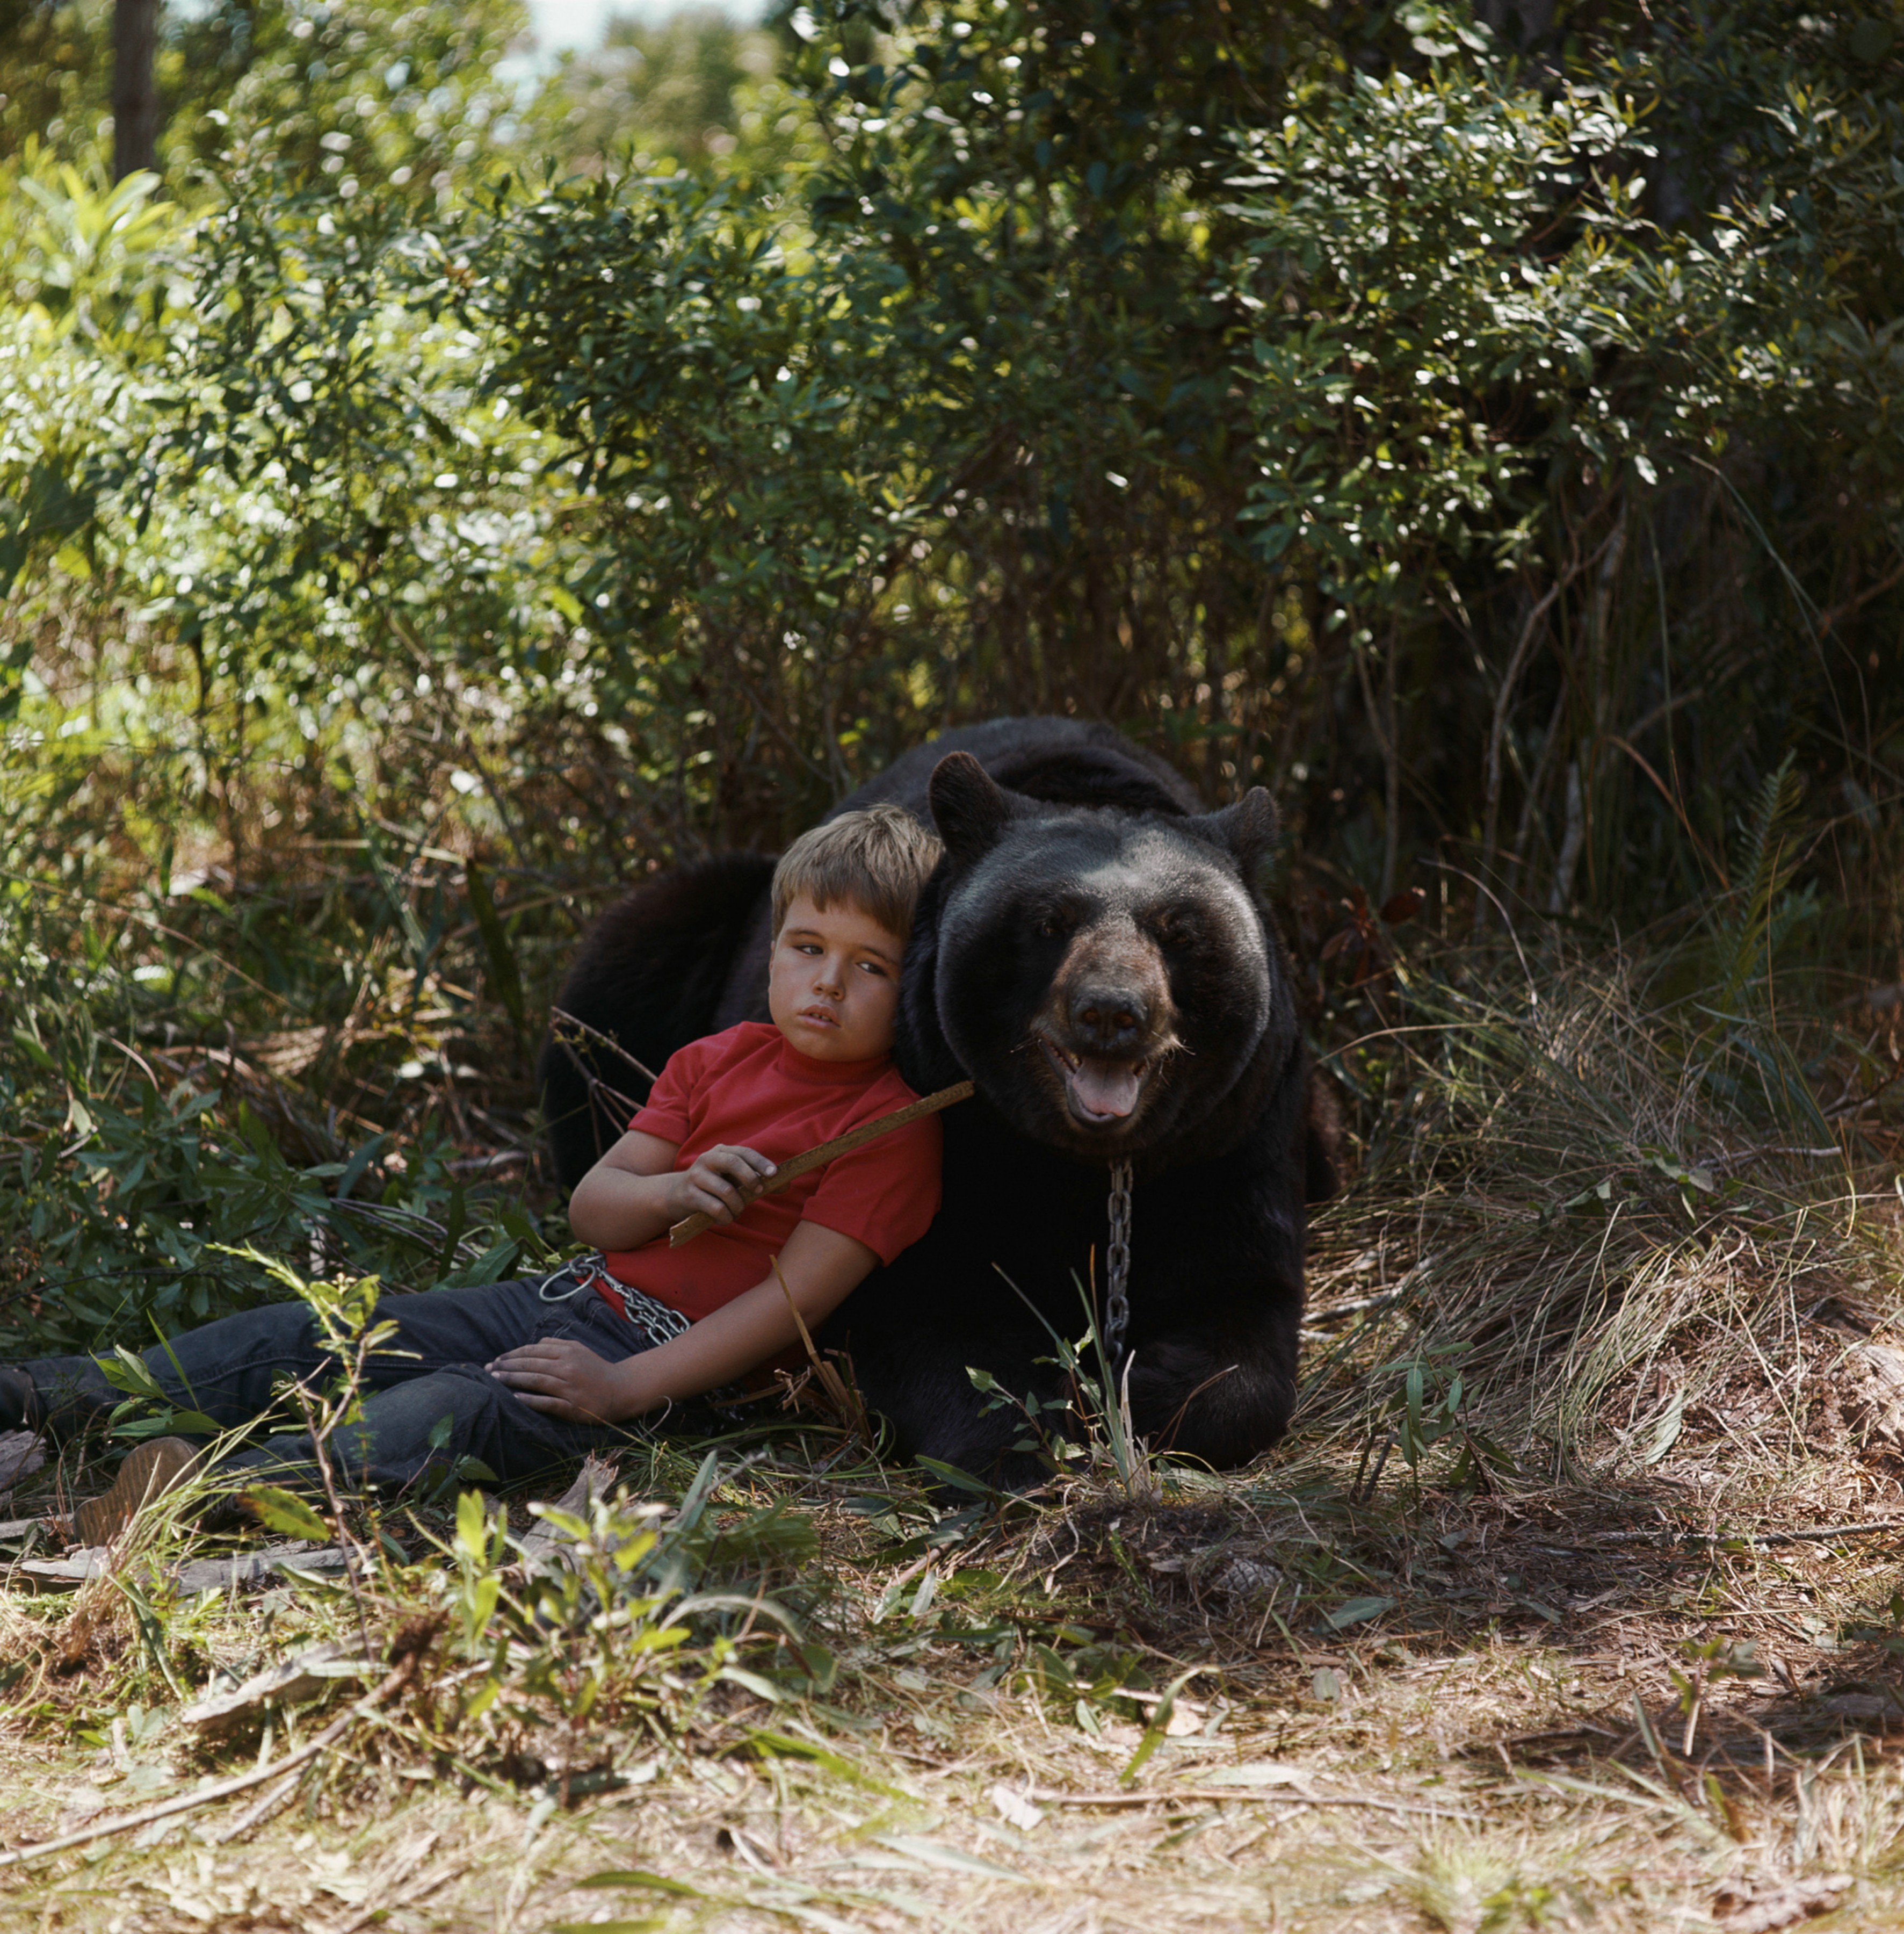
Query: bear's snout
[[1048, 918, 1171, 1054], [1024, 917, 1180, 1131], [1068, 983, 1150, 1055]]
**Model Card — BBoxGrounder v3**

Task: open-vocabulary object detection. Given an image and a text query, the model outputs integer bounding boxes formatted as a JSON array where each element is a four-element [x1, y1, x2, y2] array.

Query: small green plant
[[964, 1269, 1162, 1499], [1669, 1635, 1764, 1756], [91, 1342, 221, 1442], [428, 1453, 816, 1745], [211, 1244, 395, 1493], [1357, 1353, 1515, 1503]]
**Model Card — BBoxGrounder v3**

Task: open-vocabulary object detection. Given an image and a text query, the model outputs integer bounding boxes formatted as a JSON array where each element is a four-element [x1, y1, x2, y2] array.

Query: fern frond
[[1718, 752, 1801, 1002]]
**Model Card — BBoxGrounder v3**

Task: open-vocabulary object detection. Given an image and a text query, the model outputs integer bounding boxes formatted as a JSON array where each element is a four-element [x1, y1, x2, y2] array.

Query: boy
[[1, 805, 944, 1542]]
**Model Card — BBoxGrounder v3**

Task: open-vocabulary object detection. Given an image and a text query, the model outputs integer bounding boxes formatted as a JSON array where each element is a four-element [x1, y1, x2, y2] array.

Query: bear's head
[[921, 750, 1289, 1161]]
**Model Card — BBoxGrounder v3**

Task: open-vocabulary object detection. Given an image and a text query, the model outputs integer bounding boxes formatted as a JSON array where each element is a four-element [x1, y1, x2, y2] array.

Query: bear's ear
[[1188, 787, 1280, 878], [929, 750, 1018, 865]]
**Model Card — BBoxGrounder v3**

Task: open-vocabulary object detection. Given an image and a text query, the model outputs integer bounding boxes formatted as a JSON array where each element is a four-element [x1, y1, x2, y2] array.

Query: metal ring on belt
[[535, 1250, 692, 1351]]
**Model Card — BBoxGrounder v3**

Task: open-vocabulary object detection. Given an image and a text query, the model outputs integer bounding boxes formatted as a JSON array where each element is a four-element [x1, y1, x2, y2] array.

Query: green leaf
[[1326, 1594, 1398, 1630], [1120, 1665, 1200, 1786], [870, 1835, 1023, 1879], [577, 1871, 705, 1896], [114, 1409, 221, 1439], [1642, 1388, 1686, 1466], [717, 1665, 786, 1703], [439, 1233, 523, 1290], [745, 1729, 908, 1796], [10, 1028, 56, 1070], [96, 1346, 168, 1402], [915, 1454, 1002, 1498], [241, 1486, 331, 1542], [334, 1131, 388, 1201], [548, 1922, 670, 1933], [455, 1485, 493, 1561]]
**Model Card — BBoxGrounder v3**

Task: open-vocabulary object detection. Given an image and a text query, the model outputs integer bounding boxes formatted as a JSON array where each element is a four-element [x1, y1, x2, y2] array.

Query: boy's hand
[[488, 1340, 644, 1423], [671, 1144, 776, 1226]]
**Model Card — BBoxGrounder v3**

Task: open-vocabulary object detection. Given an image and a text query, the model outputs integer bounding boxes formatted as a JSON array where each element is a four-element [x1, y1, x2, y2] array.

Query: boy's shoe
[[73, 1437, 201, 1546], [0, 1367, 44, 1434]]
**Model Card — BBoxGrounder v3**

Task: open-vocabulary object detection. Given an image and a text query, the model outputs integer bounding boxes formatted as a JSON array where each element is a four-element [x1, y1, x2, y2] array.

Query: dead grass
[[5, 952, 1904, 1932]]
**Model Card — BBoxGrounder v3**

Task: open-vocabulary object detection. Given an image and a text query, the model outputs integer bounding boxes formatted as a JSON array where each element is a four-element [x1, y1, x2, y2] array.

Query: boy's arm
[[568, 1129, 778, 1252], [487, 1218, 878, 1424]]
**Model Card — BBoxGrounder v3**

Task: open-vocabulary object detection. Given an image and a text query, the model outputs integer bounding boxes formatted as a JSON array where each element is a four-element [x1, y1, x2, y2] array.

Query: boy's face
[[769, 893, 904, 1063]]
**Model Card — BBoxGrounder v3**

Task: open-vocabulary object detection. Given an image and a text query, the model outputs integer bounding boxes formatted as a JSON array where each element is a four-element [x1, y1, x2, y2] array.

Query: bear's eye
[[1152, 911, 1198, 947], [1035, 908, 1074, 940]]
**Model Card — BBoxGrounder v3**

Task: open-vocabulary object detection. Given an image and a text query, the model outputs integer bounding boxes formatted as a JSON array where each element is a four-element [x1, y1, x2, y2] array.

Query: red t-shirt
[[600, 1021, 942, 1323]]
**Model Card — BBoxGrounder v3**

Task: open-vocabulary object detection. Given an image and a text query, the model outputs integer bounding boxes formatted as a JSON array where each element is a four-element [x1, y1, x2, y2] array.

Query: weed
[[965, 1269, 1166, 1502]]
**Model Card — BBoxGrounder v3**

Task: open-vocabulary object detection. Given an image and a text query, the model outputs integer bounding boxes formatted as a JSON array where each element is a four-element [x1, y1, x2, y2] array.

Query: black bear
[[541, 718, 1317, 1482]]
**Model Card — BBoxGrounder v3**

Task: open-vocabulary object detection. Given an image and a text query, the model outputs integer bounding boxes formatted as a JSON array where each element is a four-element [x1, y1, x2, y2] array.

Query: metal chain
[[1104, 1159, 1133, 1365], [532, 1252, 758, 1423], [537, 1250, 691, 1349]]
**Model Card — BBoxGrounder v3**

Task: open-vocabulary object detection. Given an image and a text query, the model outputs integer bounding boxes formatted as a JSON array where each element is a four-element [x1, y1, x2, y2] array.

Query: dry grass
[[4, 953, 1904, 1932]]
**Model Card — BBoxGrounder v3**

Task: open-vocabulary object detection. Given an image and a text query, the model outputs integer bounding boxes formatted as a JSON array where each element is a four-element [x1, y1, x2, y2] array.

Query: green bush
[[1, 0, 1899, 1356]]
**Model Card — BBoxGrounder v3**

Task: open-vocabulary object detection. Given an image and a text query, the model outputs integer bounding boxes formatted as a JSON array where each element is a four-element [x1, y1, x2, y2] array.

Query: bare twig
[[546, 1009, 657, 1164], [447, 1149, 530, 1176], [323, 1847, 461, 1934], [210, 1767, 306, 1844], [1027, 1785, 1485, 1821], [1531, 1519, 1904, 1555], [1606, 735, 1728, 883], [0, 1665, 407, 1868], [771, 1255, 872, 1443], [548, 1007, 662, 1089], [292, 1377, 375, 1664], [1306, 1288, 1407, 1323], [1698, 1144, 1843, 1173]]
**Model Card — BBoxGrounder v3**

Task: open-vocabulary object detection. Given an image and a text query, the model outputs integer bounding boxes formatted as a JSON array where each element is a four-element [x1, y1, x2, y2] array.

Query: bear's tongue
[[1068, 1057, 1142, 1121]]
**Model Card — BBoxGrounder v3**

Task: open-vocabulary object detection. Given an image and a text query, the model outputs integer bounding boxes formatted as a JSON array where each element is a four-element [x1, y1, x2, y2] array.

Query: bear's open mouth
[[1038, 1034, 1149, 1127]]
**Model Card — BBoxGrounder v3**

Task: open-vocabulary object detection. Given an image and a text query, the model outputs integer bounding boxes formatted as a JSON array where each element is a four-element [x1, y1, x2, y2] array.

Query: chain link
[[1104, 1159, 1133, 1365], [531, 1251, 756, 1423], [537, 1250, 691, 1350]]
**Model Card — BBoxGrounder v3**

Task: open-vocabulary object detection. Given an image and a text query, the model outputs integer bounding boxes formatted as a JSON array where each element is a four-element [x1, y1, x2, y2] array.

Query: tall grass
[[1300, 936, 1887, 1486]]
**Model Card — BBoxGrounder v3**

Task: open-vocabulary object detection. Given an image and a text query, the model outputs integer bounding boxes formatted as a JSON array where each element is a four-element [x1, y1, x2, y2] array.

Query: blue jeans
[[21, 1275, 656, 1497]]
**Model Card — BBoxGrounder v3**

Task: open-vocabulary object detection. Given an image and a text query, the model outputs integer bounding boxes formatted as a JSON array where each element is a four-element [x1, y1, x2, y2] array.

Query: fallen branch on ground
[[1533, 1519, 1904, 1554], [1026, 1785, 1485, 1820], [0, 1663, 408, 1868]]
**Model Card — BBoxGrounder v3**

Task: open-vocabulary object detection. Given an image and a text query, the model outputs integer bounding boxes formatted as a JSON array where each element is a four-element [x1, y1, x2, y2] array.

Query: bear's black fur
[[540, 851, 776, 1184], [540, 718, 1315, 1483]]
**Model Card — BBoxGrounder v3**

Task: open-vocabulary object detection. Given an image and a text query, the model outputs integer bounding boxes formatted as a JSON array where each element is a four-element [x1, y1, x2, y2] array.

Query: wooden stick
[[1025, 1785, 1485, 1820], [0, 1665, 408, 1868], [1531, 1519, 1904, 1553], [668, 1080, 974, 1247]]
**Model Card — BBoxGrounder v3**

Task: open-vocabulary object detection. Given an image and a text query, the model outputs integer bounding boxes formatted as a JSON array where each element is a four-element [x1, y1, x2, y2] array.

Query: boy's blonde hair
[[771, 804, 944, 944]]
